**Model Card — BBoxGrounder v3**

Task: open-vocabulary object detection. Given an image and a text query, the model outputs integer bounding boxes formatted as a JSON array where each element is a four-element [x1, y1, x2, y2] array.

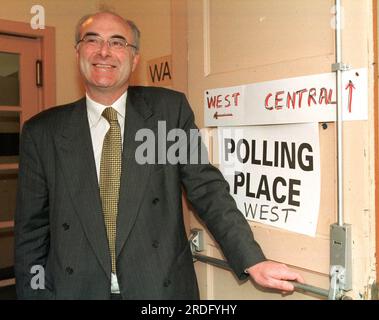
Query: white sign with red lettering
[[218, 123, 320, 236], [204, 68, 367, 127]]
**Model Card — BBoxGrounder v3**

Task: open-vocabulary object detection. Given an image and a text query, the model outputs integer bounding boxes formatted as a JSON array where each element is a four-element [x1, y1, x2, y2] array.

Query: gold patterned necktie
[[99, 107, 122, 274]]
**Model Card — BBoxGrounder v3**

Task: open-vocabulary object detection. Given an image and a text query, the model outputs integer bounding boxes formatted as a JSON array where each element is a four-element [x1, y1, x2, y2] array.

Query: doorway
[[374, 0, 379, 290], [0, 19, 55, 298]]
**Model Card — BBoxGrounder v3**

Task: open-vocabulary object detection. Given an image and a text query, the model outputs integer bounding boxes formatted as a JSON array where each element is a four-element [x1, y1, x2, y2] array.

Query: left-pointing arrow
[[213, 112, 233, 119]]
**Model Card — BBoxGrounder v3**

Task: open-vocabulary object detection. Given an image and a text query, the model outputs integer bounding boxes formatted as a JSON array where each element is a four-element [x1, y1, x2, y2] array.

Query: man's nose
[[98, 41, 111, 57]]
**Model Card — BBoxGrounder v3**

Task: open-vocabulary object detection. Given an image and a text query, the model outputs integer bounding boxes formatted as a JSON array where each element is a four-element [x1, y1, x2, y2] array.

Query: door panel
[[0, 34, 41, 287], [205, 0, 333, 75], [0, 34, 41, 123], [188, 0, 335, 299], [0, 52, 20, 106]]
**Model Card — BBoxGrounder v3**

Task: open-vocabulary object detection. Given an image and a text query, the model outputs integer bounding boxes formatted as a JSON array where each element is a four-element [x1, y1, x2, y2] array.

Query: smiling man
[[75, 13, 140, 104], [14, 11, 303, 300]]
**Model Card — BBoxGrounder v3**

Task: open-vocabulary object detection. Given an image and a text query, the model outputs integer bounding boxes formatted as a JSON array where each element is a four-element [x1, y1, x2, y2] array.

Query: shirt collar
[[86, 91, 127, 128]]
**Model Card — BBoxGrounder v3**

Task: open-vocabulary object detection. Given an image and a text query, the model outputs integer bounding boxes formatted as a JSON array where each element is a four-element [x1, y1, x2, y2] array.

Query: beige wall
[[342, 0, 376, 298], [110, 0, 172, 86], [0, 0, 172, 105]]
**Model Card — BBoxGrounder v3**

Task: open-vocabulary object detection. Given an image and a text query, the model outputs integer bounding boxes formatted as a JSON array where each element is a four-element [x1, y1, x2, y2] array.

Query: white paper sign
[[218, 123, 320, 236], [205, 68, 368, 127]]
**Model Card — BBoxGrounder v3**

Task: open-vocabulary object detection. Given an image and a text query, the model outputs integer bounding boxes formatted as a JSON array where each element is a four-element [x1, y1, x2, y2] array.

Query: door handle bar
[[192, 252, 330, 299], [189, 229, 348, 299]]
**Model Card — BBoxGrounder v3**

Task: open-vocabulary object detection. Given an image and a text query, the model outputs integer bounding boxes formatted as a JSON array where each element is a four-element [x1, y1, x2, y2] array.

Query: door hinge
[[36, 60, 43, 87]]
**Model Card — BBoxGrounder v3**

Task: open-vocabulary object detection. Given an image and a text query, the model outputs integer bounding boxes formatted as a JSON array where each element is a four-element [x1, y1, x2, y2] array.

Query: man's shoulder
[[129, 86, 185, 101], [129, 86, 190, 119], [128, 86, 196, 125], [24, 98, 85, 128]]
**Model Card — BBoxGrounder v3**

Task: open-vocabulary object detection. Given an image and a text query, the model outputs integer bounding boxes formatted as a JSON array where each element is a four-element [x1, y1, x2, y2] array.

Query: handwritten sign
[[205, 68, 367, 126], [147, 55, 172, 87], [218, 123, 320, 236], [205, 85, 245, 121]]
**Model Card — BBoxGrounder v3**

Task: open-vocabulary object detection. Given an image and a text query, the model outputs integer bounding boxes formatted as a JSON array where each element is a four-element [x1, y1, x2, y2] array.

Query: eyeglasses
[[76, 34, 138, 51]]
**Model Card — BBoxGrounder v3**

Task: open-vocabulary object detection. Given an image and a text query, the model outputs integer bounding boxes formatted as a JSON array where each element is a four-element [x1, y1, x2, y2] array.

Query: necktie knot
[[102, 107, 118, 123]]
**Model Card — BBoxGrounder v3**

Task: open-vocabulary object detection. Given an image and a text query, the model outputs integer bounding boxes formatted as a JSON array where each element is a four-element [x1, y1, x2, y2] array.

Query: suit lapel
[[116, 87, 154, 258], [55, 98, 111, 279]]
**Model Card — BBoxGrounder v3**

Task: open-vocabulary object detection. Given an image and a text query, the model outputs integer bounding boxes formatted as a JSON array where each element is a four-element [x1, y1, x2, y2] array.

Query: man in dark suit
[[14, 11, 303, 300]]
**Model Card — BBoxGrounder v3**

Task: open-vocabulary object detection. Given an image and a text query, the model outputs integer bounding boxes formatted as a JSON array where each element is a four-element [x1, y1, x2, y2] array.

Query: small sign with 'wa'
[[147, 55, 172, 87]]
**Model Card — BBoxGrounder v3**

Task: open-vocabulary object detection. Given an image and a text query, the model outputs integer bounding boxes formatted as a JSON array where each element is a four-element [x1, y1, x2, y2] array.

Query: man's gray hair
[[75, 11, 141, 52]]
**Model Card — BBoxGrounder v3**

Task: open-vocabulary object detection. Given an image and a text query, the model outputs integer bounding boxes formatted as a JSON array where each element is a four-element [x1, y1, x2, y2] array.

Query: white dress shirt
[[86, 91, 127, 294]]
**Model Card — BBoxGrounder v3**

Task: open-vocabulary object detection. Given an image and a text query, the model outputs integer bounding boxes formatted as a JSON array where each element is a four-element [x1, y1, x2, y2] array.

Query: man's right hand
[[246, 260, 304, 292]]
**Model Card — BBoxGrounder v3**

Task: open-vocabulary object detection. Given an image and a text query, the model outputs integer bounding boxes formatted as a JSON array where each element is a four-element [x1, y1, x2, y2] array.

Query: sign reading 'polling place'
[[218, 123, 320, 236]]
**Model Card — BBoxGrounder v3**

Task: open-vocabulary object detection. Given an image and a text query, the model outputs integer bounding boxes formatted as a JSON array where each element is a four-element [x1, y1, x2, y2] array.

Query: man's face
[[76, 13, 139, 95]]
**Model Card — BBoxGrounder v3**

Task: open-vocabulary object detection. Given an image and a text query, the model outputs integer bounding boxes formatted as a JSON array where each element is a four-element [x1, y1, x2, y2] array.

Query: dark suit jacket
[[14, 86, 266, 299]]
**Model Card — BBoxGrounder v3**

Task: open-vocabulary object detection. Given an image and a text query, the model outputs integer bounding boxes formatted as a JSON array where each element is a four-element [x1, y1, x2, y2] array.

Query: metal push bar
[[190, 229, 350, 299], [192, 252, 330, 299]]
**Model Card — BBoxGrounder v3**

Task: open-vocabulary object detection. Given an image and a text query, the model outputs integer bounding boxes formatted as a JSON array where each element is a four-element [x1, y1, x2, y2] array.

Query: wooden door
[[0, 33, 41, 288], [187, 0, 336, 299]]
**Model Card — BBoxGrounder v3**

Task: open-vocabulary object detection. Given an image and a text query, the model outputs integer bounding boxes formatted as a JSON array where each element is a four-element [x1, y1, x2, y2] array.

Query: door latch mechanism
[[189, 228, 204, 254]]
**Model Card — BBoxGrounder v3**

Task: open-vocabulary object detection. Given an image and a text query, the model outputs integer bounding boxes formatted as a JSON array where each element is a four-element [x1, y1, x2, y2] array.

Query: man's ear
[[75, 46, 80, 63], [132, 53, 140, 72]]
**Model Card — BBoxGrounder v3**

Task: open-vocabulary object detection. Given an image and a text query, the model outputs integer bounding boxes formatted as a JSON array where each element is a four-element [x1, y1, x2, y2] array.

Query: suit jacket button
[[152, 198, 159, 205], [163, 279, 171, 287], [66, 267, 74, 275], [152, 240, 159, 248], [62, 223, 70, 231]]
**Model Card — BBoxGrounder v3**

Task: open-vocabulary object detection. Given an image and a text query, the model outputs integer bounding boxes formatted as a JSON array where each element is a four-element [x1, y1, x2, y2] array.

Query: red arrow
[[213, 112, 233, 119], [345, 80, 356, 113]]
